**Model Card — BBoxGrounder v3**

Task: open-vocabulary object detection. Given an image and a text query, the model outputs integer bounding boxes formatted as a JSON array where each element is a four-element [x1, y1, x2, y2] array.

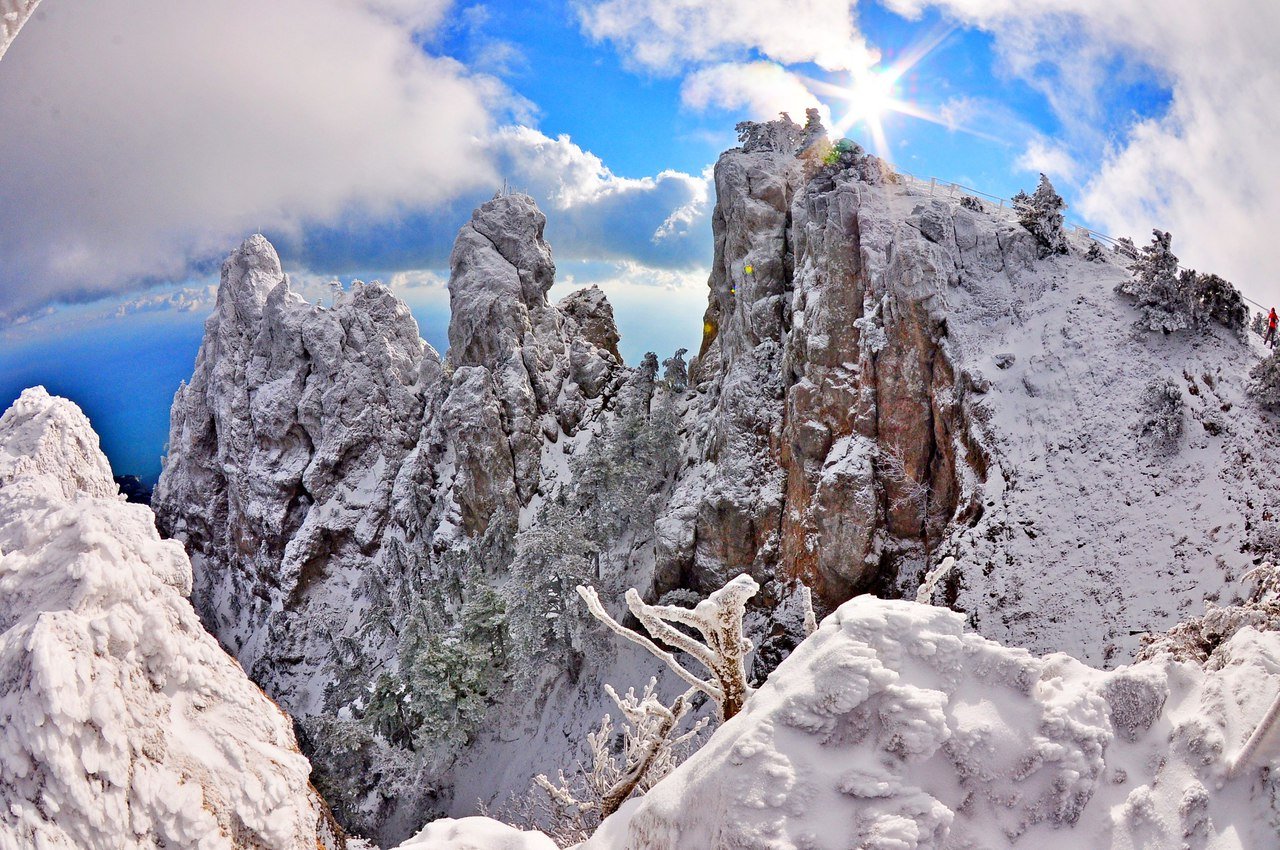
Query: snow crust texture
[[393, 817, 557, 850], [583, 596, 1280, 850], [0, 388, 343, 850]]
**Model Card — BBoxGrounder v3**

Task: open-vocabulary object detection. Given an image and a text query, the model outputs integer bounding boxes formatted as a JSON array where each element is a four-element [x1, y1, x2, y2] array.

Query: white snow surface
[[581, 595, 1280, 850], [0, 388, 341, 849], [393, 817, 557, 850]]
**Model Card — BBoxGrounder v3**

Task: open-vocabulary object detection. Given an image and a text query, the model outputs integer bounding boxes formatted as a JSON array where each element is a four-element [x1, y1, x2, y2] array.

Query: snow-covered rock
[[154, 234, 429, 715], [0, 388, 343, 850], [154, 197, 635, 843], [392, 817, 557, 850], [583, 595, 1280, 849]]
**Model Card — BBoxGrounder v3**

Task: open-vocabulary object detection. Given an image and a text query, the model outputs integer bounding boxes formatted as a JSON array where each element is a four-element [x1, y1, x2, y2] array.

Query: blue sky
[[1, 0, 1275, 482]]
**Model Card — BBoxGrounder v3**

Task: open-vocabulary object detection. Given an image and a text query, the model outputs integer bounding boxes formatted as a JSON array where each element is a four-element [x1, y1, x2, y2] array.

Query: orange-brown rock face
[[666, 113, 986, 611]]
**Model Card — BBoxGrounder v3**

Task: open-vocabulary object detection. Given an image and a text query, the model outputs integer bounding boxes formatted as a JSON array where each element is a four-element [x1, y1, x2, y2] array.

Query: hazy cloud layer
[[0, 0, 500, 320], [0, 1, 719, 322]]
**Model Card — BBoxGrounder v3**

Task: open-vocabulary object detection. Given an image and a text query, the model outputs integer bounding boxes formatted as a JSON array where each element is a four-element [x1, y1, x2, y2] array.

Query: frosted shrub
[[1138, 562, 1280, 662], [959, 194, 983, 212], [1250, 351, 1280, 411], [736, 113, 804, 154], [1014, 173, 1067, 255], [1134, 376, 1184, 449], [1118, 230, 1248, 335], [1085, 241, 1105, 262], [528, 680, 707, 844], [1251, 310, 1269, 339], [1190, 272, 1248, 334]]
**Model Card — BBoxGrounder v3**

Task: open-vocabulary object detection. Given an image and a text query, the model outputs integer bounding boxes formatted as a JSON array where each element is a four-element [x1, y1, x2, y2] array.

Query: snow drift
[[0, 387, 343, 849], [581, 594, 1280, 849]]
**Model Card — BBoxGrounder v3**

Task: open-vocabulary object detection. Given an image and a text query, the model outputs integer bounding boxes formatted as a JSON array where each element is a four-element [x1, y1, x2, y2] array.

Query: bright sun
[[801, 27, 962, 159]]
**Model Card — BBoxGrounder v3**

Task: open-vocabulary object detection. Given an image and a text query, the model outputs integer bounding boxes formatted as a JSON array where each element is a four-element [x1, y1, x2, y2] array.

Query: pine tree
[[1016, 173, 1068, 255]]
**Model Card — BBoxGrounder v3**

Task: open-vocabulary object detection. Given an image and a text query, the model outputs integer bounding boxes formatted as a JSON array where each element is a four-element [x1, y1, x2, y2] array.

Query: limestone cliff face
[[662, 114, 984, 610], [155, 195, 628, 842], [154, 235, 428, 712]]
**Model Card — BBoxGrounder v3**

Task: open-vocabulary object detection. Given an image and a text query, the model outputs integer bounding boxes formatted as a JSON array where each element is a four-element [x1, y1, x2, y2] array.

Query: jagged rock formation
[[582, 595, 1280, 849], [0, 388, 343, 849], [662, 113, 982, 607], [154, 235, 429, 714], [156, 195, 631, 843], [154, 115, 1280, 841]]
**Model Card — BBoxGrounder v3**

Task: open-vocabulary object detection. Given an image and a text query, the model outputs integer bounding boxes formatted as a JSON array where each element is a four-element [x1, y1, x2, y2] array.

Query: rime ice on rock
[[581, 596, 1280, 850], [0, 389, 343, 849]]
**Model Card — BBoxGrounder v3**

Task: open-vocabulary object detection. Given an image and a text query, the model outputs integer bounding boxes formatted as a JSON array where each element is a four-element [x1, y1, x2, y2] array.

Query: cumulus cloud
[[886, 0, 1280, 305], [1015, 138, 1080, 183], [577, 0, 876, 74], [682, 62, 832, 123], [0, 0, 499, 320], [487, 126, 713, 270]]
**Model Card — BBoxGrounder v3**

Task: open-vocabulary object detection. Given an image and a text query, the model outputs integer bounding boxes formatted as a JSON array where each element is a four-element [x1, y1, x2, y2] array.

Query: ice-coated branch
[[1229, 686, 1280, 778], [531, 679, 707, 838], [798, 583, 817, 637], [578, 573, 760, 721], [577, 585, 715, 702]]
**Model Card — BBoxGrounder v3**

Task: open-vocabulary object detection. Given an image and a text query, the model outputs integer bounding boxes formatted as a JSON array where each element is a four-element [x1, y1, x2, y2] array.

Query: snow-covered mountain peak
[[0, 389, 344, 849], [0, 385, 117, 502], [215, 232, 288, 322]]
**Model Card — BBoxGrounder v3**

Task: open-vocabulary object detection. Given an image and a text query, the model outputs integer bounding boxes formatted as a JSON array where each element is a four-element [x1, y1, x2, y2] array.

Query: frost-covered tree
[[662, 348, 689, 392], [1085, 241, 1105, 263], [1133, 376, 1185, 449], [1015, 173, 1067, 255], [578, 574, 759, 722], [1118, 230, 1190, 332], [505, 499, 604, 684], [1249, 351, 1280, 411], [1118, 230, 1249, 336]]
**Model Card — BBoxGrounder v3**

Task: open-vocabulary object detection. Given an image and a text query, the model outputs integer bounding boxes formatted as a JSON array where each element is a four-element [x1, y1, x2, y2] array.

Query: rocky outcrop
[[0, 388, 343, 850], [660, 114, 984, 610], [154, 235, 429, 713], [155, 195, 629, 842]]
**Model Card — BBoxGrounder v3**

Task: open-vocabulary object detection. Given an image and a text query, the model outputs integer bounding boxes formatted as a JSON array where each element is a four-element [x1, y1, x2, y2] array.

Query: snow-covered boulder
[[0, 387, 343, 849], [393, 817, 557, 850], [583, 596, 1280, 849]]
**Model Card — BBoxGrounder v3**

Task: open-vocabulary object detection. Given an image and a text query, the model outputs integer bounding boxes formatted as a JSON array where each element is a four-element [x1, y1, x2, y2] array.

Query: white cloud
[[0, 0, 500, 319], [1015, 138, 1080, 183], [886, 0, 1280, 306], [577, 0, 876, 73], [681, 62, 832, 123], [487, 126, 713, 269]]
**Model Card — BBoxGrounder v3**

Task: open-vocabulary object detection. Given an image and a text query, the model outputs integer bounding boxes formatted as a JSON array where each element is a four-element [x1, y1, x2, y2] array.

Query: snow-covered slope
[[0, 388, 344, 849], [582, 594, 1280, 849], [902, 186, 1280, 664]]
